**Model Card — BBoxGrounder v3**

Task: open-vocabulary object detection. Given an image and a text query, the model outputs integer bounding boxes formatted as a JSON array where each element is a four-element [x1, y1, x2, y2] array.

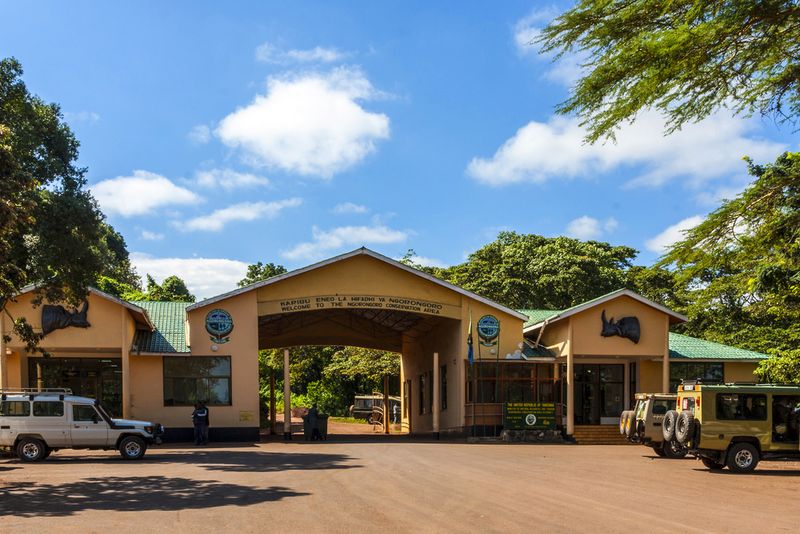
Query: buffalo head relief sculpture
[[42, 301, 90, 336], [600, 309, 640, 344]]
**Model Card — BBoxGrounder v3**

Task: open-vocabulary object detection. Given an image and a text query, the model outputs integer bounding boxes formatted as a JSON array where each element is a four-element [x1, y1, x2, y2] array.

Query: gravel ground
[[1, 432, 799, 533]]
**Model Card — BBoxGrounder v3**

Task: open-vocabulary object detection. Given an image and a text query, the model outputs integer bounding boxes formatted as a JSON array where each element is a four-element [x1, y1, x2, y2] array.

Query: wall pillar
[[623, 360, 631, 410], [269, 369, 277, 435], [662, 316, 670, 393], [121, 307, 131, 418], [283, 348, 291, 439], [566, 322, 575, 435], [0, 313, 7, 389], [432, 352, 440, 436]]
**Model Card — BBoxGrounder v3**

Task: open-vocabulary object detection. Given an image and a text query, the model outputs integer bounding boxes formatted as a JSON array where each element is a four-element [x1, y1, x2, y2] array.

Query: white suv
[[0, 389, 164, 461]]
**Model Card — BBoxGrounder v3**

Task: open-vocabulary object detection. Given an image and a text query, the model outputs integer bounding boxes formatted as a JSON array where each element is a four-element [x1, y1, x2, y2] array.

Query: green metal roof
[[518, 309, 561, 328], [669, 332, 768, 361], [130, 301, 190, 353]]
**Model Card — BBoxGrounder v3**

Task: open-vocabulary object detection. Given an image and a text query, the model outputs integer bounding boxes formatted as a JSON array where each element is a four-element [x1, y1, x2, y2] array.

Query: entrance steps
[[572, 425, 631, 445]]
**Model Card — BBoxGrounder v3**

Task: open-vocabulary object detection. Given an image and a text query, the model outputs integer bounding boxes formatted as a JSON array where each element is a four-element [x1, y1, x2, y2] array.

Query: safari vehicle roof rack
[[0, 387, 73, 401]]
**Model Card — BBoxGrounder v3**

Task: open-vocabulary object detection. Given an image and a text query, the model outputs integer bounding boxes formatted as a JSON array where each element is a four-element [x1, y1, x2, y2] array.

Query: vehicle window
[[716, 393, 767, 420], [72, 404, 100, 422], [0, 400, 30, 416], [652, 400, 670, 415], [33, 401, 64, 417]]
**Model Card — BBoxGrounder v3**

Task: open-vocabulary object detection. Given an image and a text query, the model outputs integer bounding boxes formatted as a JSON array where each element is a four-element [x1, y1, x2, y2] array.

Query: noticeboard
[[503, 402, 556, 430]]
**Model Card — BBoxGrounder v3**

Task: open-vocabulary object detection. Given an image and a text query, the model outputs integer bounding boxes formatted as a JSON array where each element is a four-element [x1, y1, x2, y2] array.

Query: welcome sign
[[258, 295, 461, 319]]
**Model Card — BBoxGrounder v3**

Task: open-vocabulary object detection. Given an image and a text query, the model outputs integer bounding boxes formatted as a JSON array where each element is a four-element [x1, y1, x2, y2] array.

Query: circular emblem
[[525, 413, 537, 427], [477, 315, 500, 342], [205, 309, 233, 343]]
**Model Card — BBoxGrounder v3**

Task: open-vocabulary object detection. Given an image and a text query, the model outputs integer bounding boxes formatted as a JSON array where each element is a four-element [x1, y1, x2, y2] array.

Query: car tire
[[652, 443, 667, 457], [624, 415, 637, 439], [662, 439, 688, 459], [16, 437, 47, 462], [619, 411, 631, 435], [674, 411, 695, 444], [662, 410, 678, 441], [119, 436, 147, 460], [701, 457, 724, 470], [726, 442, 759, 473]]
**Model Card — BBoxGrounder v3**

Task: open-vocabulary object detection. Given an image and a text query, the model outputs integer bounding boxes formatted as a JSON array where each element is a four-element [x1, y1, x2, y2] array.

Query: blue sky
[[2, 1, 795, 298]]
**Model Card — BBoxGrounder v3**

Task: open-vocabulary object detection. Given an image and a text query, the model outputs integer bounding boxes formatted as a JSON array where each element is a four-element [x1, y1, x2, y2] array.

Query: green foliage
[[94, 275, 146, 301], [662, 152, 800, 380], [238, 262, 288, 287], [434, 232, 637, 309], [539, 1, 800, 142], [0, 57, 117, 352], [325, 346, 400, 383], [144, 275, 195, 302], [756, 350, 800, 384]]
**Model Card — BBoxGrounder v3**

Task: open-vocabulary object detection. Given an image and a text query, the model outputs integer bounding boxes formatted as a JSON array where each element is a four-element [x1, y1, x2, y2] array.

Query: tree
[[661, 152, 800, 380], [0, 58, 111, 352], [145, 275, 195, 302], [539, 1, 800, 142], [238, 261, 288, 287], [325, 346, 401, 384], [436, 232, 637, 309]]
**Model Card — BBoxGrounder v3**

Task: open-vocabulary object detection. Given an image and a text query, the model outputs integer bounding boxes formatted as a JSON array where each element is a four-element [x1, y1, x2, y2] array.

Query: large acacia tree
[[0, 58, 128, 350], [539, 1, 800, 142]]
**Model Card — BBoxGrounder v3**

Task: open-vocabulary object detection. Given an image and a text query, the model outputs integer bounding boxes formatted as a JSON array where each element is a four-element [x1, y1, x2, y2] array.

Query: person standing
[[192, 402, 210, 445]]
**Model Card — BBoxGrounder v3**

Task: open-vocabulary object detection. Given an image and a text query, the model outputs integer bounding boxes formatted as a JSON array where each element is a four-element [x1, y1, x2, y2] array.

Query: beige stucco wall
[[724, 362, 759, 382], [185, 290, 260, 430], [638, 360, 665, 393]]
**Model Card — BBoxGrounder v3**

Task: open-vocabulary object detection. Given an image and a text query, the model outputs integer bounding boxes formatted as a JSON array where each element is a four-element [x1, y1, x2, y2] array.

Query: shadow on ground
[[0, 476, 309, 517], [696, 467, 800, 476], [37, 449, 363, 474]]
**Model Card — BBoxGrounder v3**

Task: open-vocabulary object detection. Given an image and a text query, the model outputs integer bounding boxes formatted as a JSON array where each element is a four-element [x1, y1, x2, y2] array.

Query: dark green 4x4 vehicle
[[667, 382, 800, 472]]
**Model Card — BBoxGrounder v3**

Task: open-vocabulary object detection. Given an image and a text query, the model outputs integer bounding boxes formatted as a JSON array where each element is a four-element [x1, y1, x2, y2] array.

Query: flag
[[467, 309, 474, 365]]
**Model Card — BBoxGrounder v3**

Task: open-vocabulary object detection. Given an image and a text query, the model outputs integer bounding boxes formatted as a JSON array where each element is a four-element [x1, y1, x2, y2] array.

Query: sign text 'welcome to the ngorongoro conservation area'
[[258, 295, 461, 319]]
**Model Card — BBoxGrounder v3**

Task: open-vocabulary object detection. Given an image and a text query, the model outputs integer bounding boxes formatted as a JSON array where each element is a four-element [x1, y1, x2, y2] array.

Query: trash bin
[[317, 414, 329, 440], [302, 415, 313, 441]]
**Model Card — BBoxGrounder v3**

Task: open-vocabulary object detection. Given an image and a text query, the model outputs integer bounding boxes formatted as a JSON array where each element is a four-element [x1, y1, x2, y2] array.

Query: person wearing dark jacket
[[192, 402, 210, 445]]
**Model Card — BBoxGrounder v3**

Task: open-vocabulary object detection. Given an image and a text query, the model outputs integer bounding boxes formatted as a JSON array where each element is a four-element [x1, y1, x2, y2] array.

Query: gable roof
[[521, 288, 687, 333], [130, 301, 190, 353], [669, 332, 768, 361], [15, 284, 154, 331], [187, 247, 529, 321]]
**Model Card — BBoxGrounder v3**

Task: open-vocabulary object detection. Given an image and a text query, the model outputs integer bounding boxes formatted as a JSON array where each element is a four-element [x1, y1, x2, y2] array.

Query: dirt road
[[1, 438, 798, 533]]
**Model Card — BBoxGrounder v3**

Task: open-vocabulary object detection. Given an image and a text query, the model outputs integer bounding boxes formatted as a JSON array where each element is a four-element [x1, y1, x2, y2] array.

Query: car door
[[32, 400, 69, 447], [69, 404, 109, 446]]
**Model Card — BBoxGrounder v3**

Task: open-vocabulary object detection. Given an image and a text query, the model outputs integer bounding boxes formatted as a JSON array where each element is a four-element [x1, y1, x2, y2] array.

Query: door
[[69, 404, 109, 446], [574, 364, 625, 425], [32, 400, 70, 447]]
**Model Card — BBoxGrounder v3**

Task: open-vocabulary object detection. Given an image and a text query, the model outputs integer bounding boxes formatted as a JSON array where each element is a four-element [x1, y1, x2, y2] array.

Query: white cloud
[[130, 253, 249, 300], [216, 67, 390, 178], [565, 216, 618, 240], [64, 111, 101, 123], [140, 230, 164, 241], [466, 111, 786, 190], [332, 202, 368, 215], [179, 198, 302, 232], [399, 254, 447, 268], [195, 168, 270, 190], [255, 43, 346, 64], [645, 215, 705, 254], [283, 224, 408, 262], [91, 170, 201, 217], [188, 124, 211, 144]]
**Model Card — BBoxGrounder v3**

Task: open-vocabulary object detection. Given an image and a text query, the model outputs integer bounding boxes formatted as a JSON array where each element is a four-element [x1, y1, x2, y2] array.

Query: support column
[[566, 322, 575, 436], [0, 313, 7, 389], [432, 352, 440, 437], [269, 369, 277, 435], [662, 316, 670, 393], [283, 348, 291, 439], [383, 375, 390, 435], [623, 361, 631, 410], [121, 306, 131, 418]]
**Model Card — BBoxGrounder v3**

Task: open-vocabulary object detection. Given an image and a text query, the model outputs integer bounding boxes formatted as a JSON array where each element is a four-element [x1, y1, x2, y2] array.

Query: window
[[670, 363, 724, 392], [441, 364, 448, 411], [419, 374, 425, 415], [164, 356, 232, 406], [466, 362, 556, 404], [73, 404, 100, 422], [33, 401, 64, 417], [716, 393, 767, 420], [0, 401, 30, 416]]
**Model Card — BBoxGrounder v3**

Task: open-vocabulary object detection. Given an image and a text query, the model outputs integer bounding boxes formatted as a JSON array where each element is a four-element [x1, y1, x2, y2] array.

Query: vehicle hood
[[111, 418, 154, 427]]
